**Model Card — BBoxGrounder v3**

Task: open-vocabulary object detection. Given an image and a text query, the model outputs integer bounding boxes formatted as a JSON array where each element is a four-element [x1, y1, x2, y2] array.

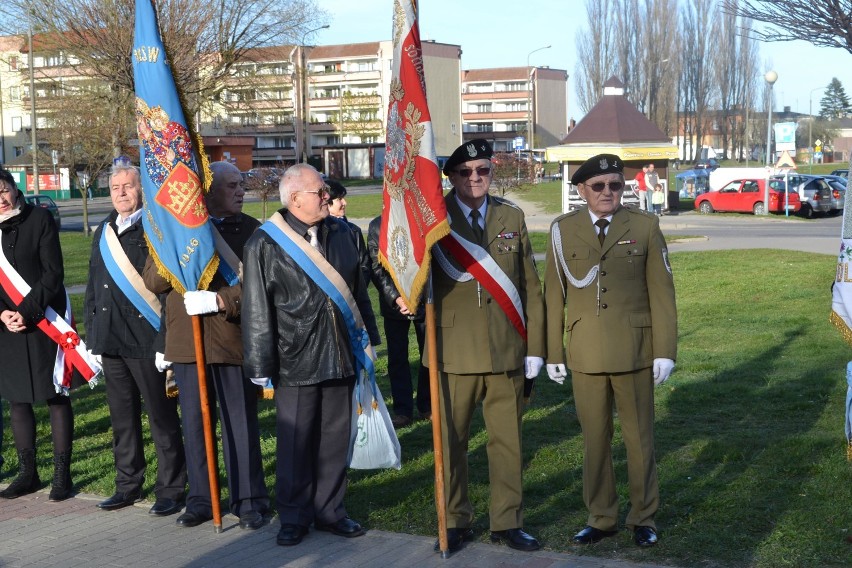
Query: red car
[[695, 178, 801, 215]]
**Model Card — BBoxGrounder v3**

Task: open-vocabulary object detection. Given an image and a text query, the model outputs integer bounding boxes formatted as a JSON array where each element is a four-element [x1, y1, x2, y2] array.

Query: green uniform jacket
[[425, 191, 545, 374], [544, 206, 677, 373]]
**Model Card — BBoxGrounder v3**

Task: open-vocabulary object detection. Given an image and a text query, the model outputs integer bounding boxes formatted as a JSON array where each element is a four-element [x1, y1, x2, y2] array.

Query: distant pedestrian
[[651, 183, 665, 216], [634, 165, 649, 211]]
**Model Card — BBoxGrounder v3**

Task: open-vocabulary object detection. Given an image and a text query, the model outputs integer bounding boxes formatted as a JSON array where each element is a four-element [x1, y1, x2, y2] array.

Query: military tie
[[595, 218, 609, 246], [470, 209, 484, 245]]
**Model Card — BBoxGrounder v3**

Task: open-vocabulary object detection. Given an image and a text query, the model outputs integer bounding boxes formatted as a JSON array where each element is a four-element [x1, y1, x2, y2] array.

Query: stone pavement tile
[[0, 489, 674, 568]]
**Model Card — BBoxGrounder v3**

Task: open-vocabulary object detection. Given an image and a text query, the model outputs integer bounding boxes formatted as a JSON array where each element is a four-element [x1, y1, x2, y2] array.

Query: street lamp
[[808, 86, 822, 173], [298, 24, 330, 164], [526, 45, 551, 155], [763, 70, 777, 215]]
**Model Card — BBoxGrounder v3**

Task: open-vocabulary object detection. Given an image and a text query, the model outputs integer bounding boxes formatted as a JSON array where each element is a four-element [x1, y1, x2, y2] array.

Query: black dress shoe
[[433, 527, 474, 553], [277, 524, 308, 546], [572, 525, 619, 544], [175, 511, 212, 528], [490, 528, 541, 552], [148, 497, 183, 517], [633, 526, 658, 547], [315, 516, 365, 538], [97, 491, 141, 511], [239, 510, 266, 530]]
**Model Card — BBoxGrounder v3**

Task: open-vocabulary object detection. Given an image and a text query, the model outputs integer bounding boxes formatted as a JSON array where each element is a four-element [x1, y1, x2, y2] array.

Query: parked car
[[694, 178, 800, 215], [826, 178, 846, 214], [24, 194, 61, 229], [831, 168, 848, 178], [693, 158, 720, 171], [774, 174, 833, 218]]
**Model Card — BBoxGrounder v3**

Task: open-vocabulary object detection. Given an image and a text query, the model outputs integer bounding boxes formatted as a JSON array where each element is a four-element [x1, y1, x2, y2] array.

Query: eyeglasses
[[296, 184, 330, 198], [586, 181, 624, 192], [454, 166, 492, 178]]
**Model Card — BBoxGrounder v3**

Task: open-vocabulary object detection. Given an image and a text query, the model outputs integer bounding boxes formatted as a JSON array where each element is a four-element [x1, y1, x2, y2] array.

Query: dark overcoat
[[0, 205, 68, 403]]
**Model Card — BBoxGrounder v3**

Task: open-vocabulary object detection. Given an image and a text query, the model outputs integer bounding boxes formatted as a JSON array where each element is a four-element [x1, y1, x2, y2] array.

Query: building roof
[[309, 42, 382, 60], [563, 76, 669, 144], [461, 66, 567, 83]]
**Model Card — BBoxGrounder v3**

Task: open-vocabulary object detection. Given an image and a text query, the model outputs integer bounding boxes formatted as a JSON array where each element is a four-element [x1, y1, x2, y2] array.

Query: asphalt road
[[56, 196, 845, 257]]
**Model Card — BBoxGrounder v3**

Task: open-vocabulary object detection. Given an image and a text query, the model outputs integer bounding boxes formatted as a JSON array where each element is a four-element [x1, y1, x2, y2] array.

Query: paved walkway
[[0, 489, 675, 568]]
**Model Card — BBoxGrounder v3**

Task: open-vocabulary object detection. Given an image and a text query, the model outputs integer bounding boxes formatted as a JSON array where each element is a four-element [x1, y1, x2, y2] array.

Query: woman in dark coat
[[0, 167, 75, 501]]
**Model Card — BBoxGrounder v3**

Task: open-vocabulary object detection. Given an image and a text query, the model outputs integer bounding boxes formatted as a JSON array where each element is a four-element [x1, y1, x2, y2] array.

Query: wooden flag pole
[[191, 314, 222, 533], [426, 283, 449, 557]]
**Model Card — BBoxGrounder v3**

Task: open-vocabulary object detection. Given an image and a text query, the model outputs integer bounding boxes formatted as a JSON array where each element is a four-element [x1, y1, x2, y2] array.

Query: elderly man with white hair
[[242, 163, 380, 547]]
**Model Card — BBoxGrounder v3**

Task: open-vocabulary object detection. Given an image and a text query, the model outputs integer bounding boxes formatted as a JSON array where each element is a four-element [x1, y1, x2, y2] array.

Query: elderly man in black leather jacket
[[242, 163, 379, 548]]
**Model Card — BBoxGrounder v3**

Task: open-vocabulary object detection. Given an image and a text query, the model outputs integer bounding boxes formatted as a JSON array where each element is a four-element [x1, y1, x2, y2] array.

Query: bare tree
[[679, 0, 717, 162], [575, 0, 618, 113], [612, 0, 642, 109], [339, 91, 382, 143], [0, 0, 327, 156], [641, 0, 680, 134], [721, 1, 852, 53]]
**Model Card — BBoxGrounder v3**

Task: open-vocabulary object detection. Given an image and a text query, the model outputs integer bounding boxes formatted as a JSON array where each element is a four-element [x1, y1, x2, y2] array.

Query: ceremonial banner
[[830, 169, 852, 345], [379, 0, 449, 309], [132, 0, 217, 294]]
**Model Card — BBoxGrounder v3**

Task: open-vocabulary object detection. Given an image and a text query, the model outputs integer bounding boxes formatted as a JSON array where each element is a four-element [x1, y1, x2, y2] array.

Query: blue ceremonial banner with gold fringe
[[132, 0, 217, 294]]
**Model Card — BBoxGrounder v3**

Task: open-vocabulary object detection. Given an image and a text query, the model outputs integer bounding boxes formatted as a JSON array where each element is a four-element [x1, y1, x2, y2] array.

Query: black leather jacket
[[241, 211, 380, 387], [367, 215, 425, 321]]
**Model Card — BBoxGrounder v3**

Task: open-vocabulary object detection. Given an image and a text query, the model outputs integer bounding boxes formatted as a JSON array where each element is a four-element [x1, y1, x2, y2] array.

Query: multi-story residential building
[[0, 33, 574, 179], [461, 66, 568, 152]]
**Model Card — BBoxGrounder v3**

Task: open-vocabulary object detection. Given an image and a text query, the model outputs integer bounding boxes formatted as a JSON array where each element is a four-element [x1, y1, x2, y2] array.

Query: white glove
[[155, 352, 172, 373], [184, 290, 219, 315], [546, 363, 567, 385], [87, 349, 102, 366], [524, 356, 544, 379], [251, 377, 271, 387], [653, 358, 675, 386]]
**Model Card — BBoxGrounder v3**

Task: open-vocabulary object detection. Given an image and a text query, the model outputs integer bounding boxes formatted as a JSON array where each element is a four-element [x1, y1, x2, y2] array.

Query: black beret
[[325, 179, 347, 200], [443, 139, 493, 175], [571, 154, 624, 185]]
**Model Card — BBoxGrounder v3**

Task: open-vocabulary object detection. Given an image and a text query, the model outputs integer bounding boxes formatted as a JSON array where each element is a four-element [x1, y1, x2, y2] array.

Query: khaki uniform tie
[[595, 218, 609, 246]]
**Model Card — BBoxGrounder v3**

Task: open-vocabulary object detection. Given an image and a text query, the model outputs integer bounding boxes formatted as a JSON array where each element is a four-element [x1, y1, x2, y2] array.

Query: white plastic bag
[[349, 373, 401, 470]]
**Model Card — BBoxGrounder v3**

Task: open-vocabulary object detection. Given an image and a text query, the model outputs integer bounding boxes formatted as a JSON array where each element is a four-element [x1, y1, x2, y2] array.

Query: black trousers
[[384, 316, 430, 418], [174, 363, 269, 517], [274, 376, 354, 527], [102, 355, 186, 500]]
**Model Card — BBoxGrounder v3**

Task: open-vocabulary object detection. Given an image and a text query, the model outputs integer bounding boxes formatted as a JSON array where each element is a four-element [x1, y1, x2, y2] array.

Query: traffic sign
[[512, 136, 525, 150]]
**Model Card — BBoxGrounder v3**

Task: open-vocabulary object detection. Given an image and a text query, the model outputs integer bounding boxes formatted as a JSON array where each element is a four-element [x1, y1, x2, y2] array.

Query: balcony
[[462, 90, 529, 101]]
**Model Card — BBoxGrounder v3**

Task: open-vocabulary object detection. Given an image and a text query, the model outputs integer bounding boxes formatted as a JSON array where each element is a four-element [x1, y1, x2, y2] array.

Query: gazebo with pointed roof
[[545, 77, 677, 166]]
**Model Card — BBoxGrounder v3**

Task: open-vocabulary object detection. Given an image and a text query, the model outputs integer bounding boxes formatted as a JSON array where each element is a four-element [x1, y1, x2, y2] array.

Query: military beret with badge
[[570, 153, 624, 185], [443, 138, 494, 175]]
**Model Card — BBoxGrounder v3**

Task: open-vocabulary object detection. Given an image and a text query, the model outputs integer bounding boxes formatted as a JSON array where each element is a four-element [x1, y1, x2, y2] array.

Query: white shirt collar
[[115, 208, 143, 235]]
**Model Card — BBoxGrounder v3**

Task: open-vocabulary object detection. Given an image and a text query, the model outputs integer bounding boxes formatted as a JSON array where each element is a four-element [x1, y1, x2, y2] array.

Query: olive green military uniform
[[425, 190, 545, 531], [544, 205, 676, 531]]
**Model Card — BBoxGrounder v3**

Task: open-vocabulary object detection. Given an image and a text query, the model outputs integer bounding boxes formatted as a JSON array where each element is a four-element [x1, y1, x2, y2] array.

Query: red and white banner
[[434, 231, 527, 341], [0, 237, 100, 393], [379, 0, 449, 309]]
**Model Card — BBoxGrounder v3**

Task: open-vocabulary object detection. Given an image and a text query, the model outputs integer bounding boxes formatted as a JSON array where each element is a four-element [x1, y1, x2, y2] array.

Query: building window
[[14, 146, 24, 157], [8, 56, 18, 71], [11, 116, 22, 132], [9, 86, 20, 101], [468, 103, 492, 113]]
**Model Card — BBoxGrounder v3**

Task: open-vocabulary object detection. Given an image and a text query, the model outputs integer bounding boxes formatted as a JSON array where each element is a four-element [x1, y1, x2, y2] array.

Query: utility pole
[[28, 17, 39, 194]]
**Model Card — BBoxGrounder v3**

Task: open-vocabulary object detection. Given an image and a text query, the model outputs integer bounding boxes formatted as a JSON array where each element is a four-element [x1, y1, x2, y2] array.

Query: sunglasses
[[296, 184, 330, 198], [586, 181, 624, 192], [454, 166, 492, 178]]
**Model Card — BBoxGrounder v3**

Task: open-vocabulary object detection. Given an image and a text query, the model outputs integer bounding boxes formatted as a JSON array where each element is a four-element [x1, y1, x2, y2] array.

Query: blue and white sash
[[99, 223, 161, 330], [258, 213, 376, 384], [212, 227, 241, 285]]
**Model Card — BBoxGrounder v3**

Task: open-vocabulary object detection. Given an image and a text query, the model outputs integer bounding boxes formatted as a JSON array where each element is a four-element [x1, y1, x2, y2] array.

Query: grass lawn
[[3, 229, 851, 567]]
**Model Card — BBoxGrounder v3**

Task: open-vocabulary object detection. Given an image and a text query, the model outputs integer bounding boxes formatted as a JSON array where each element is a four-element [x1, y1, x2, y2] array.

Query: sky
[[315, 0, 851, 123]]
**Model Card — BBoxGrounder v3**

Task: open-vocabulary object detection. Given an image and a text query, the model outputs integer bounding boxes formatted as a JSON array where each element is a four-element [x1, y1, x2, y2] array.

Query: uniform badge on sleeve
[[662, 249, 672, 275]]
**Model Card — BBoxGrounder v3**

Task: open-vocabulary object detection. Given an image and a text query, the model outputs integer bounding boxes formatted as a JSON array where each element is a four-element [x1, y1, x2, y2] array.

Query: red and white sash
[[435, 231, 527, 341], [0, 237, 101, 395]]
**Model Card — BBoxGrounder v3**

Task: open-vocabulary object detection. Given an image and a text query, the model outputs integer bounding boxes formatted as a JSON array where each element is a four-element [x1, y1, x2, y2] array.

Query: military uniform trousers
[[572, 367, 658, 530], [439, 368, 525, 531], [173, 363, 269, 518], [102, 355, 186, 500], [274, 376, 354, 528]]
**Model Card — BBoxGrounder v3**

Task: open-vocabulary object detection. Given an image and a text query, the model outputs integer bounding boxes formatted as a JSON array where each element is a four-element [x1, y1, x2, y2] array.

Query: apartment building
[[461, 66, 568, 152], [0, 33, 570, 177]]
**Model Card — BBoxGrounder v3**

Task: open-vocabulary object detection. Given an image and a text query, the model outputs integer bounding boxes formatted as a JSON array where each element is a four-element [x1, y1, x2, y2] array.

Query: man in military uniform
[[428, 139, 545, 553], [544, 154, 677, 548]]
